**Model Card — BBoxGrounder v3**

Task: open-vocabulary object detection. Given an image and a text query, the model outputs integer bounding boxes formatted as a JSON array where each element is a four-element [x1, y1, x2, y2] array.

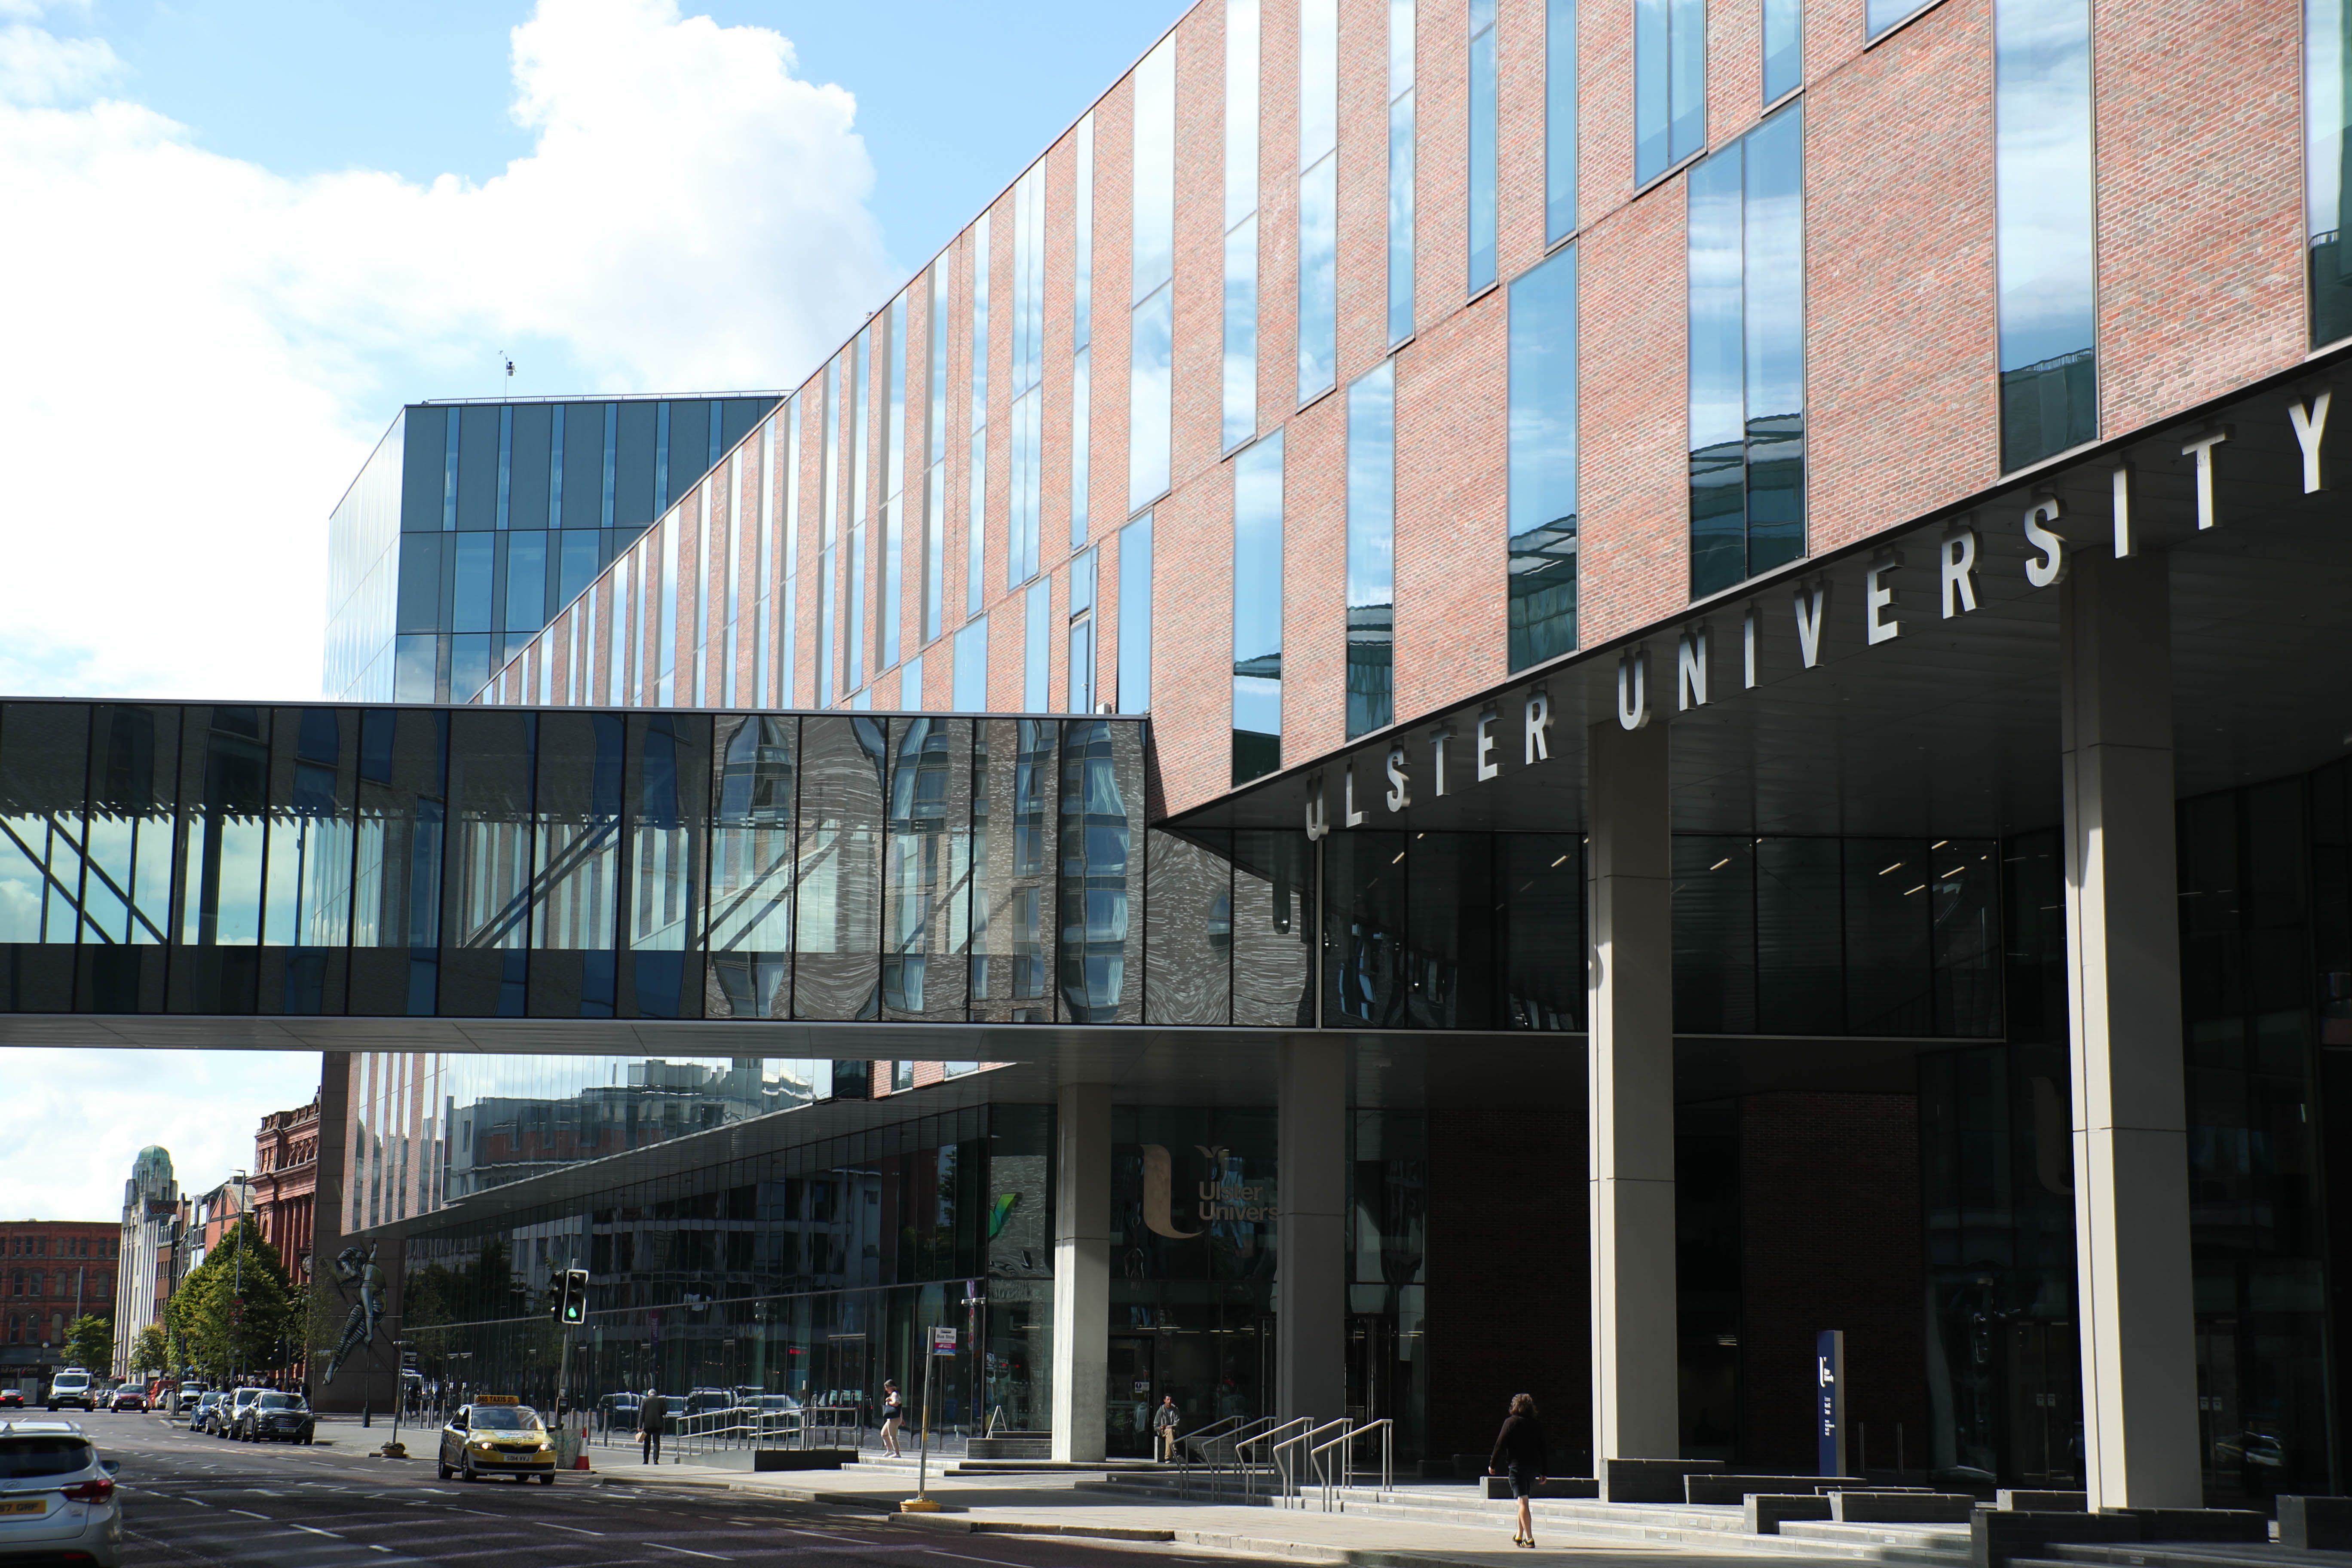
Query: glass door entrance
[[2003, 1320, 2082, 1488], [1108, 1335, 1157, 1457]]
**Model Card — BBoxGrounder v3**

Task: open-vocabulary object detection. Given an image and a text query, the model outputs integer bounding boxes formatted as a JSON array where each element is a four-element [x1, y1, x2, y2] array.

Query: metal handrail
[[1270, 1418, 1351, 1509], [1309, 1418, 1393, 1510], [1175, 1415, 1246, 1499], [1237, 1417, 1312, 1506]]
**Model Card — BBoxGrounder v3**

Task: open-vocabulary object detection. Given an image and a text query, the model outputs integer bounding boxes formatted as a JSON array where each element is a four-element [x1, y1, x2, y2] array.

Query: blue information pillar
[[1816, 1329, 1847, 1477]]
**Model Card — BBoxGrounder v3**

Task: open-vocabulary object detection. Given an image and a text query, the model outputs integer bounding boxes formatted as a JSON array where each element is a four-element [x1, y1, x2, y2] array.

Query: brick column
[[2060, 551, 2200, 1509]]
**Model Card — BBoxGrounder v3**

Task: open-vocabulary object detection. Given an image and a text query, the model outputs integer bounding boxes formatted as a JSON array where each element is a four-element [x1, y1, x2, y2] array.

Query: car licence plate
[[0, 1499, 44, 1516]]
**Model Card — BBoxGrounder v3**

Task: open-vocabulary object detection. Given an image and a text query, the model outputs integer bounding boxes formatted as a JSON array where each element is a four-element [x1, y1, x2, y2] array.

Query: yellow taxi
[[435, 1396, 557, 1485]]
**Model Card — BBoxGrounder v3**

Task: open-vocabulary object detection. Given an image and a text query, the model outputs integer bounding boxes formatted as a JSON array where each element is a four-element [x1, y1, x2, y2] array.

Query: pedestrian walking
[[638, 1385, 666, 1464], [879, 1380, 903, 1458], [1152, 1394, 1182, 1462], [1488, 1393, 1547, 1548]]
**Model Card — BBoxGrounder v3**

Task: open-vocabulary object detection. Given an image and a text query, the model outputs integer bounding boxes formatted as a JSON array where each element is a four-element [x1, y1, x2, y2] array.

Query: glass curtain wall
[[1388, 0, 1417, 342], [1231, 435, 1285, 785], [1468, 0, 1498, 294], [1346, 1108, 1428, 1461], [1346, 363, 1396, 737], [1010, 166, 1047, 590], [1994, 0, 2096, 469], [1298, 0, 1339, 400], [1131, 39, 1177, 513], [396, 1104, 1050, 1443], [1508, 247, 1579, 668], [1226, 0, 1261, 452], [1072, 115, 1096, 546], [1547, 0, 1576, 242], [970, 216, 992, 619], [1634, 0, 1706, 185], [1687, 104, 1804, 600]]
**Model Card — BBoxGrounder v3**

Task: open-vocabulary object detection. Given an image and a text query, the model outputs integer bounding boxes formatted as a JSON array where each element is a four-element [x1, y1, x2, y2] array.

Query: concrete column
[[1050, 1081, 1112, 1462], [1277, 1035, 1348, 1423], [1587, 716, 1679, 1476], [2059, 551, 2202, 1509]]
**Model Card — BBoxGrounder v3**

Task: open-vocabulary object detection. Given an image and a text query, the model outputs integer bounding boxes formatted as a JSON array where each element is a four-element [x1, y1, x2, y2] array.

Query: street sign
[[930, 1327, 958, 1356], [1816, 1329, 1847, 1477]]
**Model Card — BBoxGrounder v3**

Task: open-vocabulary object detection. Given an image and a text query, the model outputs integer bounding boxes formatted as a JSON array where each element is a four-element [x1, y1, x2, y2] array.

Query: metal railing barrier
[[1310, 1418, 1393, 1511], [1237, 1417, 1312, 1507], [1270, 1418, 1351, 1509]]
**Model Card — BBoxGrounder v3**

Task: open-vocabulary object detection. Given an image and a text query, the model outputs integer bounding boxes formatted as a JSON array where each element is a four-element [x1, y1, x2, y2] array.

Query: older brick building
[[3, 1220, 119, 1387]]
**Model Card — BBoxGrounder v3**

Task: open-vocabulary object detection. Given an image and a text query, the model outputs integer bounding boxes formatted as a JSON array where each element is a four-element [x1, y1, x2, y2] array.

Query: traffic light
[[558, 1268, 588, 1326]]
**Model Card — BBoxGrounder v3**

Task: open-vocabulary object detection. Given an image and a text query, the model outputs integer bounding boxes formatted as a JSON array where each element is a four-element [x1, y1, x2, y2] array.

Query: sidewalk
[[578, 1450, 1812, 1568]]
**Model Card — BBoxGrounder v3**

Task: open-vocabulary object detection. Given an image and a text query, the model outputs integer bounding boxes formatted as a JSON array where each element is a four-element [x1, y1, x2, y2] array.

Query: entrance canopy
[[1173, 348, 2352, 844]]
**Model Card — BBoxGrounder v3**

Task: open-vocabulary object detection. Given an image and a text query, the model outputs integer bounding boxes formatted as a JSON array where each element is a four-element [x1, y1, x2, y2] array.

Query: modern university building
[[3, 0, 2352, 1516]]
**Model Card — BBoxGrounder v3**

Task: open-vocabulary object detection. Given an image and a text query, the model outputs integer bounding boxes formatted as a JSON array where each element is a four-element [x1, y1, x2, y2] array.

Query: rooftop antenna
[[500, 352, 514, 396]]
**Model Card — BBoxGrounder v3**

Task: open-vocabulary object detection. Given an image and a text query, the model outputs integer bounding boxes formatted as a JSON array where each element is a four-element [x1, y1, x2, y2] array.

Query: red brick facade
[[1, 1222, 117, 1360]]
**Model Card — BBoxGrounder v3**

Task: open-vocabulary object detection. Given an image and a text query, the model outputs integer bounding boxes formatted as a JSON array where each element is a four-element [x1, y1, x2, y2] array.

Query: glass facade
[[1226, 0, 1261, 451], [1468, 0, 1498, 294], [1508, 246, 1579, 669], [1868, 0, 1935, 37], [1547, 0, 1577, 243], [1072, 114, 1096, 545], [1634, 0, 1706, 186], [1131, 38, 1177, 514], [1231, 434, 1284, 786], [926, 265, 949, 645], [330, 396, 775, 706], [1067, 549, 1097, 715], [392, 1102, 1054, 1442], [1687, 105, 1804, 600], [1023, 579, 1052, 712], [0, 702, 1147, 1025], [1118, 516, 1153, 715], [1346, 362, 1396, 738], [1762, 0, 1798, 101], [1298, 0, 1339, 401], [1010, 165, 1047, 590], [969, 216, 992, 620], [883, 294, 909, 673], [1388, 0, 1417, 343], [1995, 0, 2097, 470]]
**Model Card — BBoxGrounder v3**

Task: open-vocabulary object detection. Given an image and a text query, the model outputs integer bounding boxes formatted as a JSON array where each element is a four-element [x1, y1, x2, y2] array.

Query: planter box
[[754, 1449, 857, 1471]]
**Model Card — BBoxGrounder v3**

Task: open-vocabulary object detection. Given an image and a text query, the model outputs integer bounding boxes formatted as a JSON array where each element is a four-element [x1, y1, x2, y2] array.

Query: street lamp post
[[231, 1173, 246, 1387]]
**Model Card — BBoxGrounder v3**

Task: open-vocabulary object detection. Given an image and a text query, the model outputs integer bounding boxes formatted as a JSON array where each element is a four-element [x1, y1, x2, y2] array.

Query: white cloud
[[0, 0, 890, 703], [0, 1050, 325, 1222]]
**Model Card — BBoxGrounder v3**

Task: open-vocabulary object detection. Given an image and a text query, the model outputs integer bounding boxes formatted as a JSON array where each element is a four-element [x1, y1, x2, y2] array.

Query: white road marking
[[924, 1552, 1035, 1568], [651, 1544, 731, 1561], [230, 1508, 271, 1519], [545, 1522, 606, 1535], [293, 1523, 341, 1537]]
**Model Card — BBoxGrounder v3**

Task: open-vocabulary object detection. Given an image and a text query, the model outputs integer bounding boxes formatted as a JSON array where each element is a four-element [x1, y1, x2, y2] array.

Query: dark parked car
[[0, 1390, 24, 1410], [234, 1391, 315, 1444], [188, 1392, 225, 1434], [596, 1392, 642, 1434], [215, 1388, 263, 1438]]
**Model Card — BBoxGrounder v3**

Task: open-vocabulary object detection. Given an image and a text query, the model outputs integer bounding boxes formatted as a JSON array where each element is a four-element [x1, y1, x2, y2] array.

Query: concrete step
[[1778, 1519, 1974, 1566]]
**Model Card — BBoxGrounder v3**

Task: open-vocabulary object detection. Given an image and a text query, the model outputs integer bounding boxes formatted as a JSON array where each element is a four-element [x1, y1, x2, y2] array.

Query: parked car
[[215, 1388, 264, 1438], [44, 1371, 93, 1413], [595, 1392, 641, 1434], [106, 1387, 146, 1413], [681, 1387, 734, 1417], [188, 1392, 226, 1435], [0, 1391, 23, 1411], [0, 1419, 121, 1568], [233, 1391, 314, 1445]]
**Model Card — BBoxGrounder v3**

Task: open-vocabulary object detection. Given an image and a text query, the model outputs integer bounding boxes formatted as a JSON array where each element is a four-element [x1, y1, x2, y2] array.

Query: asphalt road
[[74, 1411, 1208, 1568]]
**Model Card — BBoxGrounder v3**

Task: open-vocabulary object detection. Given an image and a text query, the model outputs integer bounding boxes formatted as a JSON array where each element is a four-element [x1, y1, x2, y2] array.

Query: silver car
[[0, 1420, 121, 1568]]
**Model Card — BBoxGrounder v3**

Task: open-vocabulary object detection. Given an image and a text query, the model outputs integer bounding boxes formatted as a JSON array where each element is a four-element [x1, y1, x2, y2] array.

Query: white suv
[[0, 1420, 121, 1567], [43, 1372, 92, 1414]]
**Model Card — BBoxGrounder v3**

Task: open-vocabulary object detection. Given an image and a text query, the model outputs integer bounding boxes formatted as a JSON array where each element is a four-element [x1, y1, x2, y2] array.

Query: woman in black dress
[[1488, 1393, 1547, 1548]]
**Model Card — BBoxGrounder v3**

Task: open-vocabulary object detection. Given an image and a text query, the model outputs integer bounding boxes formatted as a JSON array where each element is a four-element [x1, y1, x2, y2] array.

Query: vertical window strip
[[694, 477, 713, 704], [1119, 514, 1153, 713], [657, 514, 678, 706], [884, 292, 909, 668], [782, 397, 803, 705], [496, 407, 513, 530], [656, 401, 672, 513], [1299, 0, 1339, 400], [443, 407, 460, 531], [1761, 0, 1799, 103], [610, 554, 631, 704], [851, 327, 871, 697], [1073, 113, 1096, 545], [1994, 0, 2096, 470], [1685, 104, 1804, 600], [725, 451, 742, 706], [1226, 0, 1262, 450], [1389, 0, 1417, 343], [1635, 0, 1707, 186], [549, 404, 565, 527], [1024, 576, 1053, 710], [1011, 164, 1047, 588], [600, 404, 617, 529], [821, 356, 841, 704], [1468, 0, 1498, 294], [1346, 361, 1397, 736], [969, 215, 991, 617], [756, 420, 775, 708], [928, 262, 950, 641], [1508, 246, 1580, 668], [1231, 432, 1284, 784], [1068, 547, 1097, 713], [2309, 0, 2352, 346], [1131, 39, 1177, 512], [1546, 0, 1577, 242]]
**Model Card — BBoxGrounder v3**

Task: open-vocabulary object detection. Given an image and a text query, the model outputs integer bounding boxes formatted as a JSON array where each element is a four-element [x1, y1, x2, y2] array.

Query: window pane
[[1231, 433, 1284, 785], [1388, 81, 1417, 343], [1509, 247, 1578, 669], [1132, 38, 1176, 300], [1547, 0, 1577, 242], [953, 617, 989, 712], [1129, 285, 1174, 511], [1298, 157, 1338, 399], [1024, 578, 1052, 711], [2309, 0, 2352, 345], [1347, 361, 1396, 737], [1118, 515, 1152, 714], [707, 714, 794, 1020], [1995, 0, 2097, 469], [1225, 215, 1260, 450], [1743, 107, 1805, 575], [1761, 0, 1799, 102]]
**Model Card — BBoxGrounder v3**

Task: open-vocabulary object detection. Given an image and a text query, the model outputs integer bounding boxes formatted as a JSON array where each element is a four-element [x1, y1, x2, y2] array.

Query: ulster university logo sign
[[1141, 1145, 1272, 1239]]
